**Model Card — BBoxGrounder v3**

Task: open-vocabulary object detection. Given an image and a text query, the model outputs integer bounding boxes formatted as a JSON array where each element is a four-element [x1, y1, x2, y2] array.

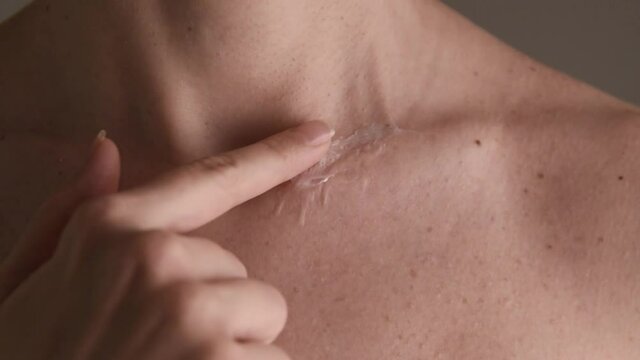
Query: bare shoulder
[[497, 93, 640, 317], [496, 85, 640, 239], [488, 96, 640, 355]]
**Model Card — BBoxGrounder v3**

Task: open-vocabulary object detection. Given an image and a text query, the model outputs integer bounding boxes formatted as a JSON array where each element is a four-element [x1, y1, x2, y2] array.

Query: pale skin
[[1, 0, 640, 359]]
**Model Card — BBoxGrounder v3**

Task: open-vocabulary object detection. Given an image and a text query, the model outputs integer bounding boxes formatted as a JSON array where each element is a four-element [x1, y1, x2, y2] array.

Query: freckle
[[57, 170, 63, 176], [618, 175, 625, 181], [383, 314, 391, 323], [63, 14, 69, 21], [0, 133, 5, 141], [187, 25, 193, 32], [292, 286, 299, 294], [405, 301, 414, 309], [597, 236, 604, 244], [474, 139, 482, 146], [427, 226, 433, 233], [523, 188, 529, 194], [45, 4, 50, 12], [529, 66, 537, 72], [546, 244, 553, 250], [462, 297, 469, 304], [473, 71, 479, 77], [333, 295, 347, 303], [537, 172, 545, 179], [409, 268, 418, 278]]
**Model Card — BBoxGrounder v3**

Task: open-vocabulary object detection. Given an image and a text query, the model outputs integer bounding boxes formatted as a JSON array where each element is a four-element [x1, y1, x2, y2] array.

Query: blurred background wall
[[443, 0, 640, 106], [1, 0, 639, 106]]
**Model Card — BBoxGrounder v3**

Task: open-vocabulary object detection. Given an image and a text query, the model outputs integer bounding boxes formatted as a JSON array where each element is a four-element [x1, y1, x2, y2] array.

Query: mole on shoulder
[[474, 139, 482, 146]]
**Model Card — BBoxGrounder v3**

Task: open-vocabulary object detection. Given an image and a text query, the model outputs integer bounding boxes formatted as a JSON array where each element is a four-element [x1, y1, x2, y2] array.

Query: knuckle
[[194, 154, 238, 174], [254, 280, 288, 314], [261, 136, 293, 161], [134, 231, 184, 280], [72, 195, 124, 229], [210, 243, 248, 278], [256, 280, 289, 332]]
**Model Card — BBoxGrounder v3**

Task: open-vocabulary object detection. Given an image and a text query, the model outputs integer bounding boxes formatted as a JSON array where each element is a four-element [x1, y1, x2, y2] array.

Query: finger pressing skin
[[110, 121, 334, 232]]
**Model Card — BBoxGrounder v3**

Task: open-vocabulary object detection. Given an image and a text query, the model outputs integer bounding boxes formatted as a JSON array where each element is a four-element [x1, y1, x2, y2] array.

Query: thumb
[[0, 130, 121, 301]]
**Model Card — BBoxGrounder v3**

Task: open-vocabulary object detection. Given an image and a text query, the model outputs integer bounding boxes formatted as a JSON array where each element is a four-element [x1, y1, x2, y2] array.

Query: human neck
[[0, 0, 498, 162]]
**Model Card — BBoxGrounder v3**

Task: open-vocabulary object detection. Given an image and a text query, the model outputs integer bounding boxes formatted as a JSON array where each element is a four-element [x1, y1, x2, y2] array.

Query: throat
[[0, 0, 475, 164]]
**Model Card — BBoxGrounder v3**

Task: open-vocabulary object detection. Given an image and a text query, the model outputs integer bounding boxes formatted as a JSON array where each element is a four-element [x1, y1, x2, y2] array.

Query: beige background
[[1, 0, 639, 106]]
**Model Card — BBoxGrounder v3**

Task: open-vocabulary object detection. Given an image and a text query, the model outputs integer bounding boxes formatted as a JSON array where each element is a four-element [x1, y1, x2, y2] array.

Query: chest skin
[[1, 114, 640, 360]]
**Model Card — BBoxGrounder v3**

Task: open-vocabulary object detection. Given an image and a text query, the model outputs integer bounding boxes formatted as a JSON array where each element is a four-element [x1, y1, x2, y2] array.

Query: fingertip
[[76, 132, 121, 196], [294, 120, 335, 146]]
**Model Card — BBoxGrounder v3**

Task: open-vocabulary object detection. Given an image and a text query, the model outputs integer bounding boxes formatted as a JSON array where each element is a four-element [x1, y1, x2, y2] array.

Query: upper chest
[[1, 123, 639, 359]]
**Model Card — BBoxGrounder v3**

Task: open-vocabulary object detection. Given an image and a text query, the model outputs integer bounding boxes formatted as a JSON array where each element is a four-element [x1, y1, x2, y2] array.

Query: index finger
[[111, 121, 334, 232]]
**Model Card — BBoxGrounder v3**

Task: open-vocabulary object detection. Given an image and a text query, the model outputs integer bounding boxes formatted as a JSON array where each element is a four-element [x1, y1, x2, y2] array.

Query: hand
[[0, 121, 334, 360]]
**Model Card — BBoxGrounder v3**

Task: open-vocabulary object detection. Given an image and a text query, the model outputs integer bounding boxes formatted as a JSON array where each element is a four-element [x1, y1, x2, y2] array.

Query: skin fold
[[1, 0, 640, 358]]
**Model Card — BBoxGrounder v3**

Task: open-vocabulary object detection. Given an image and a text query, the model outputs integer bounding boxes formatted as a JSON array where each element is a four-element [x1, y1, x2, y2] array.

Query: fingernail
[[92, 130, 107, 151], [297, 121, 335, 146], [76, 130, 107, 184]]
